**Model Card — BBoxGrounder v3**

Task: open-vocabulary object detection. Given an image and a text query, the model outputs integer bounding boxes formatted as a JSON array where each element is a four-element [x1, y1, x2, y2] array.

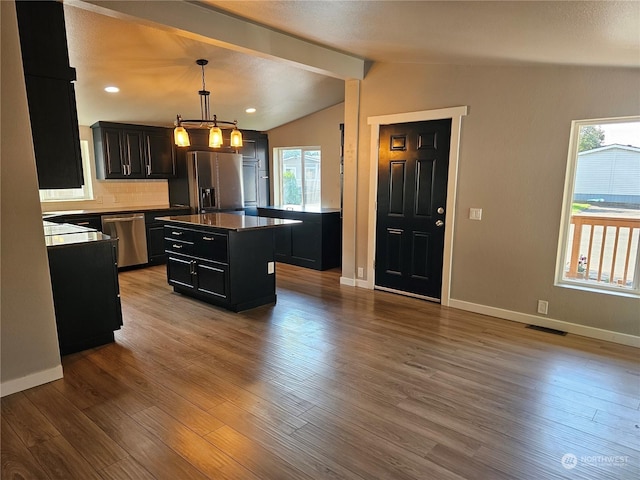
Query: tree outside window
[[275, 147, 321, 208]]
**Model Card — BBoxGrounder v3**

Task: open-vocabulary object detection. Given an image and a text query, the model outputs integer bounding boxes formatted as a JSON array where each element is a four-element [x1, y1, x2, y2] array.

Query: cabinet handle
[[202, 236, 215, 241], [77, 222, 90, 226], [172, 244, 182, 249], [191, 260, 197, 275], [260, 176, 269, 179], [146, 163, 151, 176], [171, 231, 183, 236]]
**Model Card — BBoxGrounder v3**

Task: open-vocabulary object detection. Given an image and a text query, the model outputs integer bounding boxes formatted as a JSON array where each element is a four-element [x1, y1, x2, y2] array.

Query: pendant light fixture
[[173, 59, 243, 149]]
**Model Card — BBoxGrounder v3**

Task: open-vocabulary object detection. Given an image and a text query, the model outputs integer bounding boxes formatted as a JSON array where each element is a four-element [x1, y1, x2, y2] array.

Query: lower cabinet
[[167, 253, 228, 299], [163, 223, 276, 311], [47, 238, 123, 355], [50, 214, 103, 231], [257, 207, 342, 270], [145, 208, 191, 265]]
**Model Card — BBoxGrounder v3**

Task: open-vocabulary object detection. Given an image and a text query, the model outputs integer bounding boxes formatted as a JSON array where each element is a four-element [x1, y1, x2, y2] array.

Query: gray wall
[[268, 103, 344, 209], [349, 63, 639, 336], [1, 1, 63, 395]]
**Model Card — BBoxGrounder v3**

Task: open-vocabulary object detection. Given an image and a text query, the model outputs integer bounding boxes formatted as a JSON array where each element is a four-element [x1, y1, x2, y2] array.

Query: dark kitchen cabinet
[[50, 213, 103, 231], [92, 122, 176, 180], [163, 221, 277, 311], [16, 0, 84, 189], [240, 133, 270, 211], [46, 236, 123, 355], [144, 129, 177, 177], [144, 208, 190, 265], [257, 207, 342, 270]]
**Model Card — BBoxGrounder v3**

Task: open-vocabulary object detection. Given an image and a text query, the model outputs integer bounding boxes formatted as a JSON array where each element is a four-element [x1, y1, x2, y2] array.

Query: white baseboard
[[449, 299, 640, 348], [340, 277, 372, 289], [1, 364, 63, 398], [340, 276, 356, 286]]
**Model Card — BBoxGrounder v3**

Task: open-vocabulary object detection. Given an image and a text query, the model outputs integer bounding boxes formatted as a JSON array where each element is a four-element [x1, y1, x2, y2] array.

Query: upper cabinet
[[92, 122, 176, 180], [16, 0, 84, 189]]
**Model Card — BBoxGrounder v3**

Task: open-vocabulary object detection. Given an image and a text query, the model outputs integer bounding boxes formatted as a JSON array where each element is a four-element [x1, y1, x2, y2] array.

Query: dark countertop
[[43, 222, 96, 236], [43, 220, 113, 247], [158, 213, 300, 231], [45, 231, 113, 247], [258, 205, 341, 214], [42, 205, 191, 219]]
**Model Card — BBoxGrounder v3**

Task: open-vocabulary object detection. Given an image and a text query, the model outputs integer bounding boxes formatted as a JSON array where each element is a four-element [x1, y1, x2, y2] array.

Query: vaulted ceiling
[[65, 0, 640, 131]]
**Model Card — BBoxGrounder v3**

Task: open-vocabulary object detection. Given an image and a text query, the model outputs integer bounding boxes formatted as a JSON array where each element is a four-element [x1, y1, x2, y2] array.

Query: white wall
[[344, 63, 640, 340], [1, 1, 63, 396], [268, 103, 344, 208]]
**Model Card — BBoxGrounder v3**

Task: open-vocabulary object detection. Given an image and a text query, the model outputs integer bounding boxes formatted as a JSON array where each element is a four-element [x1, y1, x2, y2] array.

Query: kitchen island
[[158, 213, 299, 312], [45, 221, 123, 354]]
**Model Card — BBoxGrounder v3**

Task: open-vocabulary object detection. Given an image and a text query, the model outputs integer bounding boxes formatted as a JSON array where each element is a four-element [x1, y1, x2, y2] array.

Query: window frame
[[274, 146, 321, 208], [555, 115, 640, 297]]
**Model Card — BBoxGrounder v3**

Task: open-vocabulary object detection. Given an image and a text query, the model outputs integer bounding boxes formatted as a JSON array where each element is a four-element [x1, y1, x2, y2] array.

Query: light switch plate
[[469, 208, 483, 220], [267, 262, 275, 274]]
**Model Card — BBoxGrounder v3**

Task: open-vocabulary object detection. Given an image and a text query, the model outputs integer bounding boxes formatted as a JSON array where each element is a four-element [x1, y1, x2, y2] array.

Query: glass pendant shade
[[209, 126, 223, 148], [230, 128, 243, 148], [174, 126, 190, 147]]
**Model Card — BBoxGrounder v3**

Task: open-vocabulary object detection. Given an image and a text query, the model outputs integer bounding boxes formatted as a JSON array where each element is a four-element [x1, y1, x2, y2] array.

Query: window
[[39, 140, 93, 202], [274, 147, 321, 208], [556, 117, 640, 295]]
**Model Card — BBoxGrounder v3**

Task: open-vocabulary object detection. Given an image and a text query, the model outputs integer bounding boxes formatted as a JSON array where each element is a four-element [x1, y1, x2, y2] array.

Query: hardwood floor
[[2, 263, 639, 479]]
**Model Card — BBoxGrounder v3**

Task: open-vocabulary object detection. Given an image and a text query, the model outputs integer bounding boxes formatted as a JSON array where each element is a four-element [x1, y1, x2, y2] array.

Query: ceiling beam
[[68, 0, 366, 80]]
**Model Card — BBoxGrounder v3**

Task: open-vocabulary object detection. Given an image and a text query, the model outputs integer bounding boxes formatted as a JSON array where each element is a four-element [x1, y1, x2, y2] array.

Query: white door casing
[[366, 106, 468, 306]]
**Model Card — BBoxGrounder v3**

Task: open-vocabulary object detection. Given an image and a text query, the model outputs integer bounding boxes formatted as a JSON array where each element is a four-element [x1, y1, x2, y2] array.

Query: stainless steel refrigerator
[[187, 151, 245, 213]]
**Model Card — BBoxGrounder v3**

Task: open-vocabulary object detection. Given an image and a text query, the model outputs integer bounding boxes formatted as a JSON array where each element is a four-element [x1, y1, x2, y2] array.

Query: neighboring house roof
[[579, 144, 640, 156]]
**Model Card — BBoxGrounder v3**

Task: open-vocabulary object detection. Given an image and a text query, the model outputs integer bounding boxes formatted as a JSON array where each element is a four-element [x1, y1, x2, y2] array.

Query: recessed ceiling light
[[104, 86, 120, 93], [245, 107, 256, 114]]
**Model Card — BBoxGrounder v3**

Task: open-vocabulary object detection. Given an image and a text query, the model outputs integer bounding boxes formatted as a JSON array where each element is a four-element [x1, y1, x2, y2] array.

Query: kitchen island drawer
[[193, 231, 228, 264], [164, 225, 194, 242], [164, 238, 193, 255]]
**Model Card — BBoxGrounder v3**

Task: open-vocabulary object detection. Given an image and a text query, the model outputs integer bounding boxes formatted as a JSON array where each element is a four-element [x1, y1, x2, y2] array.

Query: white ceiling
[[65, 0, 640, 131]]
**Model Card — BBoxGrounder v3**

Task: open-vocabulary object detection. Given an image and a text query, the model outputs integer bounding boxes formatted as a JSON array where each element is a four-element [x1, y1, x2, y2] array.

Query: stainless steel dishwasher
[[101, 213, 148, 267]]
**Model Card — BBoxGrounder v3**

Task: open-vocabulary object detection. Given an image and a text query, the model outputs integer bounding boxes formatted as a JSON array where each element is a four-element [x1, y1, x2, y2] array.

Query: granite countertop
[[158, 213, 300, 231], [42, 205, 191, 218], [43, 220, 113, 247], [258, 205, 341, 214], [45, 231, 113, 247], [43, 222, 96, 236]]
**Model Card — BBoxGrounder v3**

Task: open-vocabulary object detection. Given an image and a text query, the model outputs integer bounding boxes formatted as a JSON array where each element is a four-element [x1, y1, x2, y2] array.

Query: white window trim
[[555, 115, 640, 297], [274, 146, 321, 207]]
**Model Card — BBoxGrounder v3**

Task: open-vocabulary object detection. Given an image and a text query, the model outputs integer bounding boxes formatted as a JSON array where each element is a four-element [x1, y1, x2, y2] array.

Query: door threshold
[[374, 285, 440, 303]]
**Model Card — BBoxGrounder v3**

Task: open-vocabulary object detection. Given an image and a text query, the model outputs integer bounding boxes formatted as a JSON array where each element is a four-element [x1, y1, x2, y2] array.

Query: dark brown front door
[[375, 119, 452, 300]]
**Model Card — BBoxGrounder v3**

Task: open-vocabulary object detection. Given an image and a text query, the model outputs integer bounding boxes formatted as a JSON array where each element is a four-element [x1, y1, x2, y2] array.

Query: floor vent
[[526, 325, 567, 336]]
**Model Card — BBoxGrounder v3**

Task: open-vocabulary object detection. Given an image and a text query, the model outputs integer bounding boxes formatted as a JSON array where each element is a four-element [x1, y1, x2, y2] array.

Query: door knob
[[437, 207, 445, 214], [435, 220, 444, 227]]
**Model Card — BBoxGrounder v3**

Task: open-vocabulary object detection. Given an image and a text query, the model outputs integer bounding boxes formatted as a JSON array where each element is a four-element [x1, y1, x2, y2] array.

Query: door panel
[[389, 161, 406, 215], [375, 119, 451, 299]]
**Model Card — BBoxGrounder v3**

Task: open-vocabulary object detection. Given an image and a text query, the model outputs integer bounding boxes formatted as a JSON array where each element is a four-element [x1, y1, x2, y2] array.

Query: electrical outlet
[[357, 267, 364, 278], [537, 300, 549, 315]]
